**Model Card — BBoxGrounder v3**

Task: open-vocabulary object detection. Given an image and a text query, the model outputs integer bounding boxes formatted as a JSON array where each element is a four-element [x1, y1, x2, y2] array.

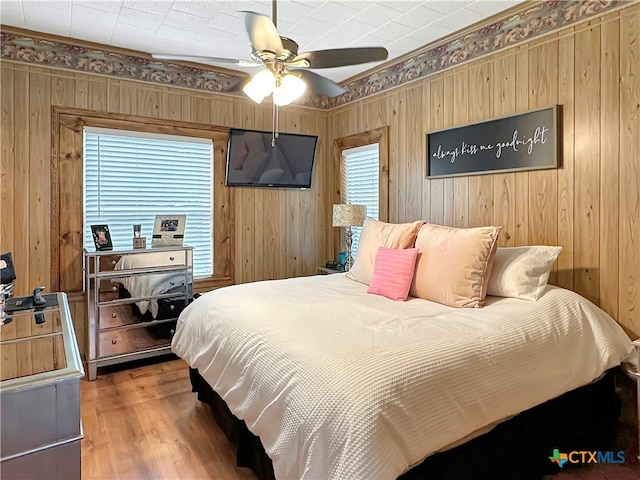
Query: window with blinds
[[83, 127, 214, 277], [341, 143, 379, 255]]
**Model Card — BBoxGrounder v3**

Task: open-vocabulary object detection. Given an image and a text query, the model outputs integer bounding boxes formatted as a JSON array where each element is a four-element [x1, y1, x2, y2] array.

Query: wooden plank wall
[[0, 64, 331, 359], [0, 3, 638, 365], [329, 5, 640, 336]]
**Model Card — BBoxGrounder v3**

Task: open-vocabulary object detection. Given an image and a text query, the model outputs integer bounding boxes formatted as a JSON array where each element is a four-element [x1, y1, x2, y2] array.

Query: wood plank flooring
[[80, 358, 256, 480]]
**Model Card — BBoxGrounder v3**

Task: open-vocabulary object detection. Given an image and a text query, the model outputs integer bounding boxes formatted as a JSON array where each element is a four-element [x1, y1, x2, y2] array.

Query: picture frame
[[152, 215, 186, 247], [91, 224, 113, 251]]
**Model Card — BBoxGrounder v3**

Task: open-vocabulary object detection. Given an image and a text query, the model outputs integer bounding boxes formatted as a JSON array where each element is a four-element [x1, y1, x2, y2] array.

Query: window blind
[[341, 143, 379, 254], [83, 128, 214, 277]]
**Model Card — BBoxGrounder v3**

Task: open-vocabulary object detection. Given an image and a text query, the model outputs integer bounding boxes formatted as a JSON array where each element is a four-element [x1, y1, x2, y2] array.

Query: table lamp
[[332, 204, 367, 271]]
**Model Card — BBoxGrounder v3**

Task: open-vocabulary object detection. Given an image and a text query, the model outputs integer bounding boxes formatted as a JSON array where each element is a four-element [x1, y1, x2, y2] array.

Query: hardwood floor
[[80, 358, 256, 480]]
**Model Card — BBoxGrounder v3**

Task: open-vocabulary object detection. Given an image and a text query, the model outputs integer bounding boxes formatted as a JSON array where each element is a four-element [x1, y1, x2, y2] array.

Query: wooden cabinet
[[83, 246, 193, 380]]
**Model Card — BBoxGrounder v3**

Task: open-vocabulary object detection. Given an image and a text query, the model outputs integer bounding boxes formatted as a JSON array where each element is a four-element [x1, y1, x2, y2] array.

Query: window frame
[[82, 127, 215, 277], [340, 143, 380, 254], [51, 107, 234, 299], [332, 127, 389, 258]]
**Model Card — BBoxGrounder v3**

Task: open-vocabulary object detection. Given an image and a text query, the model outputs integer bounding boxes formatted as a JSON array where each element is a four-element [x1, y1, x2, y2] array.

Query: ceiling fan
[[152, 0, 388, 106]]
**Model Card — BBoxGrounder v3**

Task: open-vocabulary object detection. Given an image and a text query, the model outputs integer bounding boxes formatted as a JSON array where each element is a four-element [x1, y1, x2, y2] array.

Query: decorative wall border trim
[[321, 0, 629, 109], [0, 0, 629, 110], [0, 30, 247, 95]]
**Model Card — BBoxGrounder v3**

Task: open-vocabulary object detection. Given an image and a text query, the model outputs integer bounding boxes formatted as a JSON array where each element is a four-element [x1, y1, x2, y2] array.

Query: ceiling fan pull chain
[[272, 102, 275, 146], [272, 102, 279, 147]]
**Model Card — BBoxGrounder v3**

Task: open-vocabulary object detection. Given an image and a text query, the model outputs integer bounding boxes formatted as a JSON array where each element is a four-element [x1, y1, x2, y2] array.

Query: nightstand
[[317, 266, 343, 275]]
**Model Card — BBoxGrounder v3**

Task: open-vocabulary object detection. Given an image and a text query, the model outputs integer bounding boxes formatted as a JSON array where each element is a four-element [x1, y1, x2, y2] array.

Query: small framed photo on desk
[[90, 224, 113, 251], [152, 215, 186, 247]]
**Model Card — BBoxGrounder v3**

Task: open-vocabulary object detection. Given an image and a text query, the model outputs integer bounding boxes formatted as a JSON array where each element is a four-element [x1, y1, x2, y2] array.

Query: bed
[[171, 273, 634, 480]]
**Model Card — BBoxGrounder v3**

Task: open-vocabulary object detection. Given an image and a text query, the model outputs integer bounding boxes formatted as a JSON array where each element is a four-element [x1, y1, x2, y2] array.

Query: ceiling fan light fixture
[[153, 6, 388, 104], [242, 84, 266, 104], [273, 74, 307, 106], [243, 68, 276, 104]]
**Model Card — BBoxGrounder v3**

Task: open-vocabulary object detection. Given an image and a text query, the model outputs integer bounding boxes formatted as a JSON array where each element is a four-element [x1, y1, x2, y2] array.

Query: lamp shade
[[243, 69, 276, 104], [332, 204, 367, 228], [273, 74, 307, 106]]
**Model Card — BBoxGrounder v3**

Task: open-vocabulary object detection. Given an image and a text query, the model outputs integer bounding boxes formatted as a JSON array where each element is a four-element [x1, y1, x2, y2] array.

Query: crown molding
[[0, 0, 629, 110]]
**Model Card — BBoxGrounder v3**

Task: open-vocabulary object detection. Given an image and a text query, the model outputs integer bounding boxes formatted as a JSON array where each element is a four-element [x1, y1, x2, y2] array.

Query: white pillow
[[487, 246, 562, 300]]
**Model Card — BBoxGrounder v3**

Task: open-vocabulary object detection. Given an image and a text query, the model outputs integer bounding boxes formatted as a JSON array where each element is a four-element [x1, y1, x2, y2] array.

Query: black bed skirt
[[190, 368, 276, 480], [189, 368, 621, 480]]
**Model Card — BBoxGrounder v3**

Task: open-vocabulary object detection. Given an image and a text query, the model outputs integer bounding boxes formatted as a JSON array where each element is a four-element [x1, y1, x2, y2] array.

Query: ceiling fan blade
[[293, 47, 388, 69], [152, 54, 261, 68], [242, 11, 284, 55], [297, 70, 346, 98]]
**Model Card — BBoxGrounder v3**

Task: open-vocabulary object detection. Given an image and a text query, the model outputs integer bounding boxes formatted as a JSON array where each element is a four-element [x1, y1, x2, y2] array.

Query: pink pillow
[[367, 247, 419, 301], [347, 218, 424, 285], [410, 223, 501, 308]]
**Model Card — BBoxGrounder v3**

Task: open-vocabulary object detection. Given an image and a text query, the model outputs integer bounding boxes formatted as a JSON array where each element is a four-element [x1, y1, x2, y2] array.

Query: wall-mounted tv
[[226, 128, 318, 188]]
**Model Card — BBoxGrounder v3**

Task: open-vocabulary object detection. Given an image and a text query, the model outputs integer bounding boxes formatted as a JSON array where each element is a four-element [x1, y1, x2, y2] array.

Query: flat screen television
[[226, 128, 318, 188]]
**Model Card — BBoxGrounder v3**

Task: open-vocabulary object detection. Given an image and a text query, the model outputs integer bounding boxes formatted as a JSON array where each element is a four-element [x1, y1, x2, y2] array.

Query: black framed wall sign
[[426, 105, 561, 178]]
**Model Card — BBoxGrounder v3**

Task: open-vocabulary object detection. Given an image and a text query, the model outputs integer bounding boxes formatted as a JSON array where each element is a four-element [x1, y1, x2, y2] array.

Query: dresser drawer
[[1, 437, 80, 480], [98, 325, 173, 358], [103, 285, 187, 322], [98, 304, 140, 329]]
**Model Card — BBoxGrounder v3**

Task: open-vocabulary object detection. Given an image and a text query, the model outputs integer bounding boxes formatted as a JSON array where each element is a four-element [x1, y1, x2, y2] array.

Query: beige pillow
[[410, 223, 501, 308], [487, 246, 562, 300], [347, 218, 424, 285]]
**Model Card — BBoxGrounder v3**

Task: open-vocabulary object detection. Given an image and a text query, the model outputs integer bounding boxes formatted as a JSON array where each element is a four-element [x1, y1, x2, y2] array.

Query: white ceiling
[[0, 0, 523, 82]]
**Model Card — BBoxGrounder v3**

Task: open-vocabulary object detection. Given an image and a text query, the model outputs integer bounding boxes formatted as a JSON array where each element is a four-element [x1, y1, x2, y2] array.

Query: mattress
[[172, 274, 634, 480]]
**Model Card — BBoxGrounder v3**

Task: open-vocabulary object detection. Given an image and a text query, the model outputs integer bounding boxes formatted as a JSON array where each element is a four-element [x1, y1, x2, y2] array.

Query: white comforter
[[172, 274, 633, 480]]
